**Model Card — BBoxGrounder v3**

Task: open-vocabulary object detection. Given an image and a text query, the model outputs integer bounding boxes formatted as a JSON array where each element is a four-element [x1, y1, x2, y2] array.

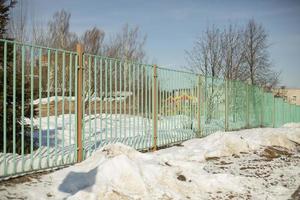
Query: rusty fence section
[[1, 39, 300, 179]]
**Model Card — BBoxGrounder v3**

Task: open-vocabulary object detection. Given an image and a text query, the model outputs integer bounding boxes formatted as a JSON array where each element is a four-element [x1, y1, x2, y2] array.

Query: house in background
[[273, 87, 300, 105]]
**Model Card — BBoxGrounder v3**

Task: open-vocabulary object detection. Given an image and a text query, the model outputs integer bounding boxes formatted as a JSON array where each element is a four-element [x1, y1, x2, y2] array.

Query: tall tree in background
[[47, 9, 78, 50], [186, 20, 279, 123], [243, 19, 278, 86], [104, 24, 147, 62], [81, 27, 104, 55], [7, 0, 28, 42], [186, 19, 279, 87], [221, 24, 246, 80], [1, 0, 33, 153], [186, 26, 224, 122]]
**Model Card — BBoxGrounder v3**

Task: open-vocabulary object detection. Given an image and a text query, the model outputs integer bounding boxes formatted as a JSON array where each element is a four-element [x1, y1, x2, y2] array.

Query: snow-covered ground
[[0, 124, 299, 200]]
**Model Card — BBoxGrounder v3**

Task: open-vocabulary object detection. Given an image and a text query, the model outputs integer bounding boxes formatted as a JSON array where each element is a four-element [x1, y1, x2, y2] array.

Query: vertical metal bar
[[225, 79, 228, 131], [61, 51, 66, 164], [76, 44, 83, 162], [46, 50, 50, 166], [105, 59, 108, 143], [273, 96, 275, 128], [82, 55, 86, 159], [152, 65, 158, 151], [114, 60, 117, 141], [30, 47, 34, 169], [128, 63, 131, 145], [119, 61, 122, 141], [93, 56, 97, 150], [109, 60, 112, 142], [2, 41, 7, 175], [261, 89, 264, 127], [123, 62, 127, 141], [132, 63, 136, 147], [145, 66, 148, 148], [246, 84, 250, 128], [68, 53, 73, 162], [141, 65, 144, 148], [282, 99, 284, 126], [88, 55, 92, 155], [137, 64, 140, 148], [54, 50, 58, 165], [149, 67, 153, 147], [197, 75, 201, 136], [12, 43, 16, 173], [157, 70, 161, 146], [74, 54, 78, 162], [21, 45, 25, 172], [100, 58, 103, 143], [38, 48, 42, 168]]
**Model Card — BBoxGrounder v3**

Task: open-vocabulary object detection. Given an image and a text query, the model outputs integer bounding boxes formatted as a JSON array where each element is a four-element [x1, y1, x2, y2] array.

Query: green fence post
[[273, 96, 275, 128], [197, 75, 202, 136], [261, 88, 264, 127], [246, 84, 250, 128], [225, 79, 228, 131]]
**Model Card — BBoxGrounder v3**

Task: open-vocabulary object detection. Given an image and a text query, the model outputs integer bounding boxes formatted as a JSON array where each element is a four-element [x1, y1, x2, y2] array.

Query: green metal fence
[[1, 39, 300, 178]]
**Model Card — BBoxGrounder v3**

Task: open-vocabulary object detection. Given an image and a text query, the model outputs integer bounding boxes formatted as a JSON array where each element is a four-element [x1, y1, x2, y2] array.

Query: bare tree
[[104, 24, 146, 62], [81, 27, 105, 97], [47, 9, 78, 50], [186, 26, 223, 77], [243, 19, 276, 86], [186, 26, 224, 122], [81, 27, 105, 55], [7, 0, 29, 42], [221, 25, 247, 81]]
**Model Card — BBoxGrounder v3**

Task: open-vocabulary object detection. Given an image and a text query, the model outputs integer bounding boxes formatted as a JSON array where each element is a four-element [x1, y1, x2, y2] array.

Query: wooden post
[[197, 75, 202, 136], [76, 43, 83, 162], [152, 64, 157, 151]]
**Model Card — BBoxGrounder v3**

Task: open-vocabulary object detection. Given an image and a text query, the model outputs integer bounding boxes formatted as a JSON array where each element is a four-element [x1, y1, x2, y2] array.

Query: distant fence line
[[0, 39, 300, 179]]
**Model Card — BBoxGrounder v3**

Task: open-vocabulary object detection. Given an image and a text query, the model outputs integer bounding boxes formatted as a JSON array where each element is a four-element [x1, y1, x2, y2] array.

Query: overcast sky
[[24, 0, 300, 88]]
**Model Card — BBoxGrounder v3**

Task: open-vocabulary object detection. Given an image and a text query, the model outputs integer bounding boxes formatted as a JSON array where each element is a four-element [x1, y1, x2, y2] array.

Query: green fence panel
[[0, 39, 78, 178], [1, 38, 300, 179]]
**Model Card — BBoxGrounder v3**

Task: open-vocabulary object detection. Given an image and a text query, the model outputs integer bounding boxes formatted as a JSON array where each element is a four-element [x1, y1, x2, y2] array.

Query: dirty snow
[[0, 124, 300, 200]]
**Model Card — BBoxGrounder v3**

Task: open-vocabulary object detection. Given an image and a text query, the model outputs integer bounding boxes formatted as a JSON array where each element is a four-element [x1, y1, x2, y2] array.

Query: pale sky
[[21, 0, 300, 88]]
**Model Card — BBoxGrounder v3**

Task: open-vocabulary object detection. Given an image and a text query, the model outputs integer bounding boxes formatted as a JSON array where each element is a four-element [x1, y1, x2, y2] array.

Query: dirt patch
[[0, 170, 53, 187], [177, 174, 186, 182], [291, 185, 300, 200], [205, 156, 220, 161], [260, 146, 292, 160]]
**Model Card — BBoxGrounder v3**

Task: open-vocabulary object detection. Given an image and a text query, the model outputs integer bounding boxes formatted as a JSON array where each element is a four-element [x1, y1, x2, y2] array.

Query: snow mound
[[2, 125, 300, 199], [282, 123, 300, 128], [101, 143, 143, 159]]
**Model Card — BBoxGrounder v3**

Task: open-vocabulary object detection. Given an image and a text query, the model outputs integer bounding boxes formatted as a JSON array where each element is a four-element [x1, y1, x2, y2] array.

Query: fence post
[[152, 64, 158, 151], [197, 75, 202, 136], [76, 43, 84, 162], [261, 88, 264, 127], [225, 79, 228, 131], [246, 84, 250, 128], [273, 96, 275, 128]]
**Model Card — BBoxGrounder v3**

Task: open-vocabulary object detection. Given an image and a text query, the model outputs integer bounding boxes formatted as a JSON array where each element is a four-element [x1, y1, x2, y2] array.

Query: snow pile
[[282, 122, 300, 128], [1, 124, 300, 199]]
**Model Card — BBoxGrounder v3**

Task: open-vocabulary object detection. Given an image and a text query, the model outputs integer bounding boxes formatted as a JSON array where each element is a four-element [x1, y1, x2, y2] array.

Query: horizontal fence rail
[[1, 39, 300, 178]]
